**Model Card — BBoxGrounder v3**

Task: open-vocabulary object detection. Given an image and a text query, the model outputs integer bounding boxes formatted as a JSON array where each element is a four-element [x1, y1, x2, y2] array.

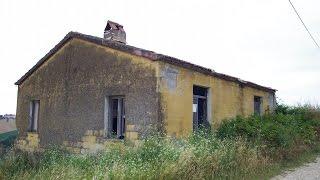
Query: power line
[[288, 0, 319, 48]]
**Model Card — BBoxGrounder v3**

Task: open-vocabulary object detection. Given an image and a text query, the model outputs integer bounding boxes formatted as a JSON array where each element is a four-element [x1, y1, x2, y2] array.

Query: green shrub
[[217, 104, 320, 151]]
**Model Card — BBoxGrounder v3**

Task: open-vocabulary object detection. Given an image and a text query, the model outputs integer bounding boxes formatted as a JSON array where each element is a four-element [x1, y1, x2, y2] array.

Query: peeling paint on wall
[[161, 66, 179, 92], [268, 93, 276, 112]]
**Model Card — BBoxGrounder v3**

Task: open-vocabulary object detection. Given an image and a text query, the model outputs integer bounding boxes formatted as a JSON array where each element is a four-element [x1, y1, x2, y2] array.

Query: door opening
[[254, 96, 262, 115], [193, 85, 209, 132]]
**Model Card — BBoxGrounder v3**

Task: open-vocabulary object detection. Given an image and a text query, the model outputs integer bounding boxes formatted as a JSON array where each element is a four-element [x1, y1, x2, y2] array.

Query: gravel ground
[[272, 157, 320, 180]]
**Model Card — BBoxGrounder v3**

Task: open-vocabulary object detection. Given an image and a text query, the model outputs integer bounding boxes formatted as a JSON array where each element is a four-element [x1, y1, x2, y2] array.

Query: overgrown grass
[[0, 104, 320, 179]]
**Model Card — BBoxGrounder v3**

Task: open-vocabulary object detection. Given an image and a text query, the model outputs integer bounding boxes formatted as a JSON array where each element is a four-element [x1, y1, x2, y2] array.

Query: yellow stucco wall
[[242, 86, 273, 116], [157, 62, 275, 137]]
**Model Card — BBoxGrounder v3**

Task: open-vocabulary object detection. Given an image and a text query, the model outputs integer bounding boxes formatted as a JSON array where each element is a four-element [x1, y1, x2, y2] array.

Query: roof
[[15, 32, 276, 93]]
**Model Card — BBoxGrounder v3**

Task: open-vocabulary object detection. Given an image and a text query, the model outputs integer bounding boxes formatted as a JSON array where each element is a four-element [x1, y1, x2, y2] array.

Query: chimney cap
[[104, 20, 125, 32]]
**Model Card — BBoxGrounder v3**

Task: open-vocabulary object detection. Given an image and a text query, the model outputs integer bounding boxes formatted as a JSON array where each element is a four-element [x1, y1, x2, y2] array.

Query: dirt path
[[272, 157, 320, 180]]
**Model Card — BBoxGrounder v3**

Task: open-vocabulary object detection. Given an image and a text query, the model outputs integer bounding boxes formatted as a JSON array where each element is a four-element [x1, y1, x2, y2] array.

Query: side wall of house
[[16, 39, 159, 146], [158, 62, 275, 137]]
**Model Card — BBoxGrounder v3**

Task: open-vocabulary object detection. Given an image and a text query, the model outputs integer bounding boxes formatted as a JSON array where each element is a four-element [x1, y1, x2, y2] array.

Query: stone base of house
[[63, 124, 140, 154], [126, 124, 139, 140], [15, 125, 140, 154], [63, 129, 106, 154], [15, 132, 43, 152]]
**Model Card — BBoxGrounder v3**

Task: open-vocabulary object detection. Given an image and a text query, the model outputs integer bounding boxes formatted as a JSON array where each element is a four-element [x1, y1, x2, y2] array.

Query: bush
[[0, 130, 18, 148], [216, 104, 320, 158]]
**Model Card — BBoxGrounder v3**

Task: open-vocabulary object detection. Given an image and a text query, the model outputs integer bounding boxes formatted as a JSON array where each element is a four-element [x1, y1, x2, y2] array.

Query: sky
[[0, 0, 319, 114]]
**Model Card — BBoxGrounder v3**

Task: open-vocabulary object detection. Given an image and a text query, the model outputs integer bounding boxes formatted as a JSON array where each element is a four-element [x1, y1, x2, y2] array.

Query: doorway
[[193, 85, 209, 132], [254, 96, 262, 115]]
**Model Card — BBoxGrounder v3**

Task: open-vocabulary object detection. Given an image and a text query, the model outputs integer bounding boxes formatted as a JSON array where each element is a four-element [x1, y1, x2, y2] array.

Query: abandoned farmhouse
[[15, 21, 276, 149]]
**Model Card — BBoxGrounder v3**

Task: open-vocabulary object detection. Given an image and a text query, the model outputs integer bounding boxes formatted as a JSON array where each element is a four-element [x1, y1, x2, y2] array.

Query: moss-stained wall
[[158, 62, 275, 137], [16, 39, 160, 146]]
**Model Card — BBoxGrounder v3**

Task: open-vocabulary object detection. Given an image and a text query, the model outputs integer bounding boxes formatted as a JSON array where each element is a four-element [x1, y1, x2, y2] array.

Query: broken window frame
[[106, 96, 126, 139], [28, 100, 40, 132]]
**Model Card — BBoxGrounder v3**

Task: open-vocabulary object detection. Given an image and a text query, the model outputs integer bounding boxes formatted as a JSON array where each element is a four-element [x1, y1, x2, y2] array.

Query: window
[[29, 100, 40, 132], [106, 96, 125, 139], [254, 96, 262, 115], [193, 85, 209, 131]]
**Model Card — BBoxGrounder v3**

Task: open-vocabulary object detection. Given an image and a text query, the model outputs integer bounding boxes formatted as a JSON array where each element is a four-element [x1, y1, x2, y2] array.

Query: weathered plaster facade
[[16, 39, 160, 146], [15, 29, 276, 150]]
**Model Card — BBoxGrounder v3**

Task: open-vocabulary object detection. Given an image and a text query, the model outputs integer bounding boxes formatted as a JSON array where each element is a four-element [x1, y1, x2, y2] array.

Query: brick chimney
[[104, 20, 126, 44]]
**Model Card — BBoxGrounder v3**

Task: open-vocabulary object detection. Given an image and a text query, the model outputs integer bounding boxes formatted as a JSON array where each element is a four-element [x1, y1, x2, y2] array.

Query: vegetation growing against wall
[[0, 104, 320, 179], [217, 104, 320, 159]]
